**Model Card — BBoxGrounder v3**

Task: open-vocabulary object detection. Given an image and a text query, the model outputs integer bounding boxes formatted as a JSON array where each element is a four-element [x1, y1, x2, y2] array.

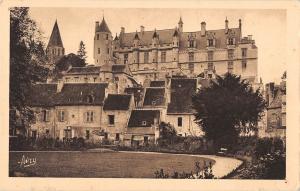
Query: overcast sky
[[29, 8, 286, 83]]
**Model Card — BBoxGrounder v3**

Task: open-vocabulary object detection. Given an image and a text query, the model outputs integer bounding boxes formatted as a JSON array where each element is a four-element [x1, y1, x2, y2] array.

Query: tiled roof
[[150, 80, 165, 87], [66, 66, 100, 75], [47, 21, 63, 48], [96, 18, 111, 33], [103, 94, 131, 110], [55, 83, 107, 106], [167, 78, 197, 114], [143, 88, 165, 107], [27, 84, 57, 107], [128, 110, 160, 128]]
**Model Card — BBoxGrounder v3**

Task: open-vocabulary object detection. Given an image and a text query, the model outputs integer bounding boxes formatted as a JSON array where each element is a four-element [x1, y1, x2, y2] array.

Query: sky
[[29, 8, 286, 83]]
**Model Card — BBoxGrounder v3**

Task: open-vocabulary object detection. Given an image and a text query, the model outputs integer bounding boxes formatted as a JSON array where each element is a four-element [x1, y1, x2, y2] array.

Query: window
[[228, 38, 234, 45], [208, 39, 214, 47], [242, 60, 247, 71], [31, 130, 37, 139], [74, 77, 79, 82], [46, 129, 49, 135], [93, 77, 97, 82], [104, 133, 108, 139], [228, 49, 234, 60], [188, 52, 194, 62], [161, 51, 166, 62], [58, 49, 60, 56], [208, 62, 214, 71], [116, 133, 120, 141], [188, 63, 194, 73], [228, 61, 233, 73], [242, 48, 247, 57], [86, 95, 94, 103], [178, 117, 183, 127], [97, 34, 99, 40], [108, 115, 115, 125], [86, 111, 94, 123], [58, 110, 65, 122], [208, 51, 214, 61], [107, 48, 109, 54], [124, 54, 128, 64], [106, 34, 109, 40], [42, 110, 50, 122], [144, 52, 149, 63], [64, 128, 71, 139], [98, 48, 100, 54], [86, 130, 90, 140], [65, 77, 70, 82], [142, 121, 147, 126], [189, 40, 195, 48]]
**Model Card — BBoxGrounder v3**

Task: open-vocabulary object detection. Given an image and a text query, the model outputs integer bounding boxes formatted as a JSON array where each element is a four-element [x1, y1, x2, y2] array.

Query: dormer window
[[86, 95, 94, 103], [227, 37, 235, 45], [207, 39, 214, 47], [188, 40, 196, 48], [142, 121, 147, 126]]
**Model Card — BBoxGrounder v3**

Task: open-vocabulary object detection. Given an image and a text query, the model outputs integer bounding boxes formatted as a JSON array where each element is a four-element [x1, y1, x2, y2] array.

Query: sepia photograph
[[1, 0, 299, 191]]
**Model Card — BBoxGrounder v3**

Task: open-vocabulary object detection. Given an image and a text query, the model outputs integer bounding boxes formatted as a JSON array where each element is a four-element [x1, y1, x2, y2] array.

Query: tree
[[77, 41, 87, 61], [158, 122, 178, 146], [192, 73, 266, 149], [10, 7, 49, 134]]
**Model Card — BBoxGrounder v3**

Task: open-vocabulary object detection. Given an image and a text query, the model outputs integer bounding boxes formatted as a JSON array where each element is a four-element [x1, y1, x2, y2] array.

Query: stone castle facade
[[26, 16, 260, 146]]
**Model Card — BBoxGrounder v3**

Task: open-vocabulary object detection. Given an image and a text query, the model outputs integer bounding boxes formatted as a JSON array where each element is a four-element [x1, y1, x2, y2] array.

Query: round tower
[[94, 17, 113, 66]]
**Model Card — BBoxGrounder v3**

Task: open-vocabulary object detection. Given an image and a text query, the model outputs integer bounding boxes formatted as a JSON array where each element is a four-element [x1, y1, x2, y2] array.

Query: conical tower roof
[[97, 17, 111, 33], [47, 20, 64, 48]]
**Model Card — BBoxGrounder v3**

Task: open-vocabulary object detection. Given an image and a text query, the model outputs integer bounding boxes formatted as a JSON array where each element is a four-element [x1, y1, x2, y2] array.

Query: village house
[[101, 94, 134, 143]]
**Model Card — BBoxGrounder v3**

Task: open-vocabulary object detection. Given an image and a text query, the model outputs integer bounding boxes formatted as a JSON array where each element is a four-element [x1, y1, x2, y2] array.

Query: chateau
[[26, 16, 259, 146]]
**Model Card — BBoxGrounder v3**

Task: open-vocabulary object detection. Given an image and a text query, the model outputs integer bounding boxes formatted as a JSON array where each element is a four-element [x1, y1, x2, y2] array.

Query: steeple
[[46, 20, 65, 64], [47, 20, 64, 48], [134, 31, 140, 40], [114, 33, 119, 41], [152, 29, 159, 39]]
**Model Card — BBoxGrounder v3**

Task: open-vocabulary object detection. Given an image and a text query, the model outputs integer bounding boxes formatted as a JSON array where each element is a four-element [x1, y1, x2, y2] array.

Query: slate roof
[[120, 27, 242, 49], [179, 28, 241, 50], [96, 17, 111, 33], [150, 80, 165, 87], [47, 20, 63, 48], [128, 110, 160, 127], [167, 78, 197, 114], [121, 28, 175, 47], [27, 84, 57, 107], [103, 94, 131, 110], [66, 66, 100, 75], [143, 88, 165, 107], [112, 64, 126, 73], [55, 83, 108, 106]]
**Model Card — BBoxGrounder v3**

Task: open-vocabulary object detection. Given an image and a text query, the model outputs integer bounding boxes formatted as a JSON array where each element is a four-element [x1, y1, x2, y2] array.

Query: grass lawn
[[9, 151, 214, 178]]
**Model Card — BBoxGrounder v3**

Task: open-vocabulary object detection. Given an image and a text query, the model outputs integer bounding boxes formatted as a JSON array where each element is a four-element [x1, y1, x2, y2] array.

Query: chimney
[[140, 25, 145, 34], [121, 27, 125, 34], [57, 79, 64, 93], [95, 21, 99, 32], [239, 19, 242, 30], [225, 18, 229, 34], [201, 22, 206, 36]]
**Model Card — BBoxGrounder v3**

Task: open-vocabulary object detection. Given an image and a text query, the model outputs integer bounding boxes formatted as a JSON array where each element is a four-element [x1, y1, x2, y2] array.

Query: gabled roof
[[128, 110, 160, 128], [103, 94, 131, 110], [143, 88, 165, 107], [167, 78, 197, 114], [47, 20, 64, 48], [55, 83, 108, 106], [27, 84, 57, 107], [97, 17, 111, 33], [66, 66, 100, 75], [150, 80, 165, 87]]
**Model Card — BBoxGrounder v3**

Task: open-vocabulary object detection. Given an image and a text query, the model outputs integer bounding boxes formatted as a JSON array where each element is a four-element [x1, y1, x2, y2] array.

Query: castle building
[[46, 20, 65, 65], [92, 17, 258, 85]]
